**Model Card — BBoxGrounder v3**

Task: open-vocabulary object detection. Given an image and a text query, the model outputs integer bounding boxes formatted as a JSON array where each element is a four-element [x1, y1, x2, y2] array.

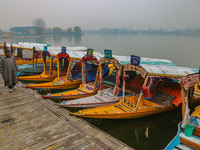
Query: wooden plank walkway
[[0, 77, 133, 150]]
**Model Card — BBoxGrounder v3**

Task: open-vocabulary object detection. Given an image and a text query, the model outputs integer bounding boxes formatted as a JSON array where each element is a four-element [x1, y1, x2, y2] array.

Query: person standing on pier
[[0, 50, 19, 92]]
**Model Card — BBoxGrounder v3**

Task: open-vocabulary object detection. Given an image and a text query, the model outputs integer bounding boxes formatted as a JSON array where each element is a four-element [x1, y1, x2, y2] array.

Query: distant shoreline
[[83, 28, 200, 36]]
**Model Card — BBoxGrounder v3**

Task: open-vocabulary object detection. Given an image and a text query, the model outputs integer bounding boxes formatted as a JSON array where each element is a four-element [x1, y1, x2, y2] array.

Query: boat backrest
[[126, 75, 144, 93], [151, 79, 181, 106], [95, 88, 114, 100]]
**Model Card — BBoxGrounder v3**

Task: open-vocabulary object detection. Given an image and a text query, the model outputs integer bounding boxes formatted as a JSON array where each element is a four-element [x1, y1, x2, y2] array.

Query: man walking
[[0, 50, 19, 92]]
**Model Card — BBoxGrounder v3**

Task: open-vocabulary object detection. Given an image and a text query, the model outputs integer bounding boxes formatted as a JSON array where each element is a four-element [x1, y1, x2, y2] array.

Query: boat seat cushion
[[150, 91, 176, 107], [151, 79, 181, 106]]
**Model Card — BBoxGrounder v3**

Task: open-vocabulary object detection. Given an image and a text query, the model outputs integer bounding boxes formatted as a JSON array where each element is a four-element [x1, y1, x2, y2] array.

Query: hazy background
[[1, 1, 200, 149], [1, 0, 200, 31]]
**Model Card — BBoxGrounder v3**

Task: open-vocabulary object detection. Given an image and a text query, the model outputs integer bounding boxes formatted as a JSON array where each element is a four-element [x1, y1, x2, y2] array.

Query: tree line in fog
[[1, 17, 200, 36], [0, 18, 82, 37], [84, 27, 200, 35], [34, 26, 82, 36], [33, 18, 82, 36]]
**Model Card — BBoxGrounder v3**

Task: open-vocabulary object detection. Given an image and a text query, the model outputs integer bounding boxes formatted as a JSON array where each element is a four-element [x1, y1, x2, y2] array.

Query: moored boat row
[[71, 63, 198, 119], [15, 45, 199, 120], [2, 41, 199, 148]]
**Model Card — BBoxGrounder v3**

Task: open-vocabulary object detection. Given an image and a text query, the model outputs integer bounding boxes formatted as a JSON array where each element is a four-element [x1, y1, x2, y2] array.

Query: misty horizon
[[1, 0, 200, 31]]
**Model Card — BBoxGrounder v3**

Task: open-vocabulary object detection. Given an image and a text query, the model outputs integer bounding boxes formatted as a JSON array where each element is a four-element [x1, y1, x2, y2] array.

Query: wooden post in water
[[135, 74, 149, 111]]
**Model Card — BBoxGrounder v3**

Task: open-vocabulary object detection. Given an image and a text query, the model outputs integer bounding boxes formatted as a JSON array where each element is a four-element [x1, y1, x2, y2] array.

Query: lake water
[[8, 34, 200, 149], [10, 34, 200, 68]]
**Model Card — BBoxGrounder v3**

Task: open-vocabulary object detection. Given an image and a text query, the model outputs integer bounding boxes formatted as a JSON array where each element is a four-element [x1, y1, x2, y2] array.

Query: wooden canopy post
[[48, 56, 53, 75], [181, 83, 186, 120], [100, 64, 103, 95], [112, 65, 122, 100], [93, 65, 99, 90], [65, 59, 72, 81], [12, 47, 15, 58], [135, 74, 149, 111], [3, 41, 7, 55], [32, 48, 35, 68], [36, 51, 38, 68], [57, 57, 60, 79], [44, 55, 47, 75], [122, 70, 126, 105]]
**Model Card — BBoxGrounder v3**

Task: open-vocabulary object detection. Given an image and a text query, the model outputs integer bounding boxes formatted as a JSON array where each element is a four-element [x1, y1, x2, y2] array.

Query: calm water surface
[[10, 34, 200, 68], [10, 34, 200, 149]]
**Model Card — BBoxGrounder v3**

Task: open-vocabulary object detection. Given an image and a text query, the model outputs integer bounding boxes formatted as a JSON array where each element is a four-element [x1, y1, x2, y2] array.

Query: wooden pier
[[0, 78, 133, 150]]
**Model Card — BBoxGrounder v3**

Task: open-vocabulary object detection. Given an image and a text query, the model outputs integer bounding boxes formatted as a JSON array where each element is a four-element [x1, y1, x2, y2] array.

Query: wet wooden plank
[[0, 78, 133, 150]]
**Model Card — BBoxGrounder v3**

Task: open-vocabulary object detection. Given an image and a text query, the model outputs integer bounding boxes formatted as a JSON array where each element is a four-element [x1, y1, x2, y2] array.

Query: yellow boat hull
[[71, 97, 177, 119], [26, 80, 81, 89], [72, 105, 177, 119], [43, 85, 97, 100], [16, 58, 57, 65], [18, 70, 58, 82], [16, 59, 45, 65], [43, 89, 97, 99], [18, 74, 57, 82], [71, 94, 200, 119]]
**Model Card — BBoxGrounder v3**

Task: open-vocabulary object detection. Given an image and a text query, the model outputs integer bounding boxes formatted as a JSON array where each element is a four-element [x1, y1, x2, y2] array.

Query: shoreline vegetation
[[0, 17, 82, 38], [1, 18, 200, 38], [83, 27, 200, 36], [2, 27, 200, 38], [0, 26, 200, 37], [1, 17, 200, 37]]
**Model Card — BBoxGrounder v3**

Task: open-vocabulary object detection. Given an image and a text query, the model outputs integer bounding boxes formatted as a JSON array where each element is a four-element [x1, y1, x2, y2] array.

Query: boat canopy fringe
[[99, 57, 123, 96], [57, 53, 70, 61], [81, 53, 99, 90], [124, 63, 196, 79], [181, 73, 200, 127]]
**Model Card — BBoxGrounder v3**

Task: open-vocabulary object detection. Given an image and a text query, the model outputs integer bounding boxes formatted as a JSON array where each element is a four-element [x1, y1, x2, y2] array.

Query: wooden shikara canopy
[[181, 73, 200, 91], [81, 54, 99, 64], [123, 63, 197, 79], [81, 52, 101, 86], [99, 56, 130, 69], [181, 73, 200, 125], [122, 64, 197, 110]]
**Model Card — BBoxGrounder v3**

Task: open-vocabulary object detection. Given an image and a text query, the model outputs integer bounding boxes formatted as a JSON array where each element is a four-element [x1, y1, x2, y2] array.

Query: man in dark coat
[[0, 50, 19, 92]]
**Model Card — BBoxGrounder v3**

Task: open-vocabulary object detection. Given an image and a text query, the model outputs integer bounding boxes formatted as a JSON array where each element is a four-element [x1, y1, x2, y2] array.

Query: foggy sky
[[1, 0, 200, 31]]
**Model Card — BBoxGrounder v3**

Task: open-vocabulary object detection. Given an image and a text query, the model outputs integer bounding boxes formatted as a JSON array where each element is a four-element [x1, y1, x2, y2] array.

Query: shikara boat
[[165, 73, 200, 150], [102, 55, 176, 86], [71, 62, 198, 119], [2, 41, 87, 66], [55, 55, 131, 107], [1, 42, 50, 76], [25, 50, 103, 90], [42, 50, 107, 99], [18, 46, 87, 76], [9, 42, 47, 65], [56, 55, 177, 108], [17, 48, 59, 82]]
